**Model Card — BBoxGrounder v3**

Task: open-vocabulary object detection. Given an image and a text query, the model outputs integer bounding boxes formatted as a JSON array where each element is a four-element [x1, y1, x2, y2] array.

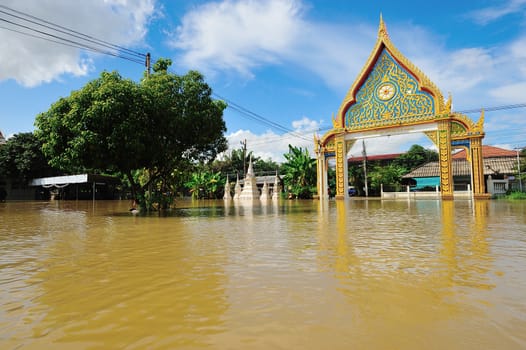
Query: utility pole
[[514, 147, 523, 192], [145, 52, 151, 77], [240, 139, 247, 177], [362, 139, 368, 197]]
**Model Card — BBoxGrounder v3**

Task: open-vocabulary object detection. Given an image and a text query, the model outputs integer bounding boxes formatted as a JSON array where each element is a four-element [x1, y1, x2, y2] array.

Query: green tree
[[369, 164, 406, 192], [35, 59, 227, 210], [394, 144, 438, 172], [211, 148, 279, 178], [281, 145, 316, 199], [185, 170, 224, 199], [0, 132, 57, 181]]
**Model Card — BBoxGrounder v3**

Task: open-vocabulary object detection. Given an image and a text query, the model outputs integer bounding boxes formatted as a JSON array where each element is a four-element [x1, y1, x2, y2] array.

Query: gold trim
[[336, 15, 446, 122]]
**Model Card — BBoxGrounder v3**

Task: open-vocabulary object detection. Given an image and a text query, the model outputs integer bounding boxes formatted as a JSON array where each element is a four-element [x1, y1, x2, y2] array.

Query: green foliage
[[0, 132, 57, 181], [393, 144, 438, 172], [281, 145, 316, 199], [369, 164, 406, 192], [505, 191, 526, 200], [348, 164, 365, 196], [35, 71, 148, 175], [35, 60, 227, 210], [211, 147, 279, 178], [184, 170, 224, 199]]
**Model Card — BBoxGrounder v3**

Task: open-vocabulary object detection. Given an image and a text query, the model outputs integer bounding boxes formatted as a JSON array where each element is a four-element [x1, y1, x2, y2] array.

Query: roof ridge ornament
[[378, 13, 389, 39], [474, 109, 485, 134]]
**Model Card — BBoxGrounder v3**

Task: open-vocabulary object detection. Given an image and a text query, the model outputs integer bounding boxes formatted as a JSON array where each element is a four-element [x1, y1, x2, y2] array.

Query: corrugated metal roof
[[403, 157, 518, 178]]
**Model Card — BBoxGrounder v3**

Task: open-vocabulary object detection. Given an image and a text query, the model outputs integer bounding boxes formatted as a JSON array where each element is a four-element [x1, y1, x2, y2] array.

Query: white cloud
[[169, 2, 503, 103], [0, 0, 155, 87], [225, 115, 321, 163], [347, 134, 431, 158], [468, 0, 526, 25], [489, 82, 526, 103], [169, 0, 304, 78], [225, 116, 434, 163], [171, 0, 525, 154]]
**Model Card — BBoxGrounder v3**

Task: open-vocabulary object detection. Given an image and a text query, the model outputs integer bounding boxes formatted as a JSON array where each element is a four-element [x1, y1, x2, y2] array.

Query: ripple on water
[[1, 199, 525, 349]]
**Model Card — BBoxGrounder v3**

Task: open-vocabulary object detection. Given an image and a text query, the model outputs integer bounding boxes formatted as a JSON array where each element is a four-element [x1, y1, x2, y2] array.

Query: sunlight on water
[[1, 199, 525, 349]]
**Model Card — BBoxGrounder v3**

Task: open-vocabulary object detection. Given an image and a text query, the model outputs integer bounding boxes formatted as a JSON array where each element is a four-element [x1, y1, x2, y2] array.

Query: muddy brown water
[[1, 199, 525, 349]]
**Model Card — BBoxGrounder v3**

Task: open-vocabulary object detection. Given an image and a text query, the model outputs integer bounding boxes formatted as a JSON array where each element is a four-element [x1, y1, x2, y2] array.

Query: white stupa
[[238, 156, 260, 200], [272, 171, 281, 200], [233, 174, 242, 199], [223, 176, 232, 200], [260, 181, 269, 201]]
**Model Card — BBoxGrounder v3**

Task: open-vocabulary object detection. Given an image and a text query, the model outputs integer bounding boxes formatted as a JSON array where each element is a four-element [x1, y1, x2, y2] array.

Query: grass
[[505, 191, 526, 200]]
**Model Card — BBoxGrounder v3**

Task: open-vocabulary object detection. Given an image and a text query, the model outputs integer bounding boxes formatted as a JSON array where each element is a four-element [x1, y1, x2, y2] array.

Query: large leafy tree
[[35, 59, 227, 208], [0, 132, 57, 182], [281, 145, 316, 199]]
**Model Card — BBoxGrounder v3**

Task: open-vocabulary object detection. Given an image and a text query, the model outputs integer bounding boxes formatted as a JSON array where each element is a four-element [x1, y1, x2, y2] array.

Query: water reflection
[[1, 199, 525, 349]]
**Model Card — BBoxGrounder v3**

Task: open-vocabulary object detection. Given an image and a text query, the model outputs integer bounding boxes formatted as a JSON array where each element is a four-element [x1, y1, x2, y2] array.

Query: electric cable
[[0, 5, 146, 65]]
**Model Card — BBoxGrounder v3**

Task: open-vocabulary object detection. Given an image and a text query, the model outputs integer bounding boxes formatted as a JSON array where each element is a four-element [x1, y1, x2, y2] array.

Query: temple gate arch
[[315, 17, 487, 200]]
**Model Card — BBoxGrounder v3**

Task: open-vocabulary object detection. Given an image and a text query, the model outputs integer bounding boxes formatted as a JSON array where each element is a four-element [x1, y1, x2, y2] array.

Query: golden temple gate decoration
[[315, 16, 488, 200]]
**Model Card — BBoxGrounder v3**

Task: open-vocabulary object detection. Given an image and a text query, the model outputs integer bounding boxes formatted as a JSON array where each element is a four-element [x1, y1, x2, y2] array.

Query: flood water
[[1, 198, 525, 349]]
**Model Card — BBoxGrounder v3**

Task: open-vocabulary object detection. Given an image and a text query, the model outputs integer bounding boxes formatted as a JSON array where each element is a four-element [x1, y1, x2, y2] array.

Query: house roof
[[452, 145, 516, 159], [403, 157, 518, 178], [238, 175, 282, 186], [30, 174, 121, 187], [348, 153, 403, 163]]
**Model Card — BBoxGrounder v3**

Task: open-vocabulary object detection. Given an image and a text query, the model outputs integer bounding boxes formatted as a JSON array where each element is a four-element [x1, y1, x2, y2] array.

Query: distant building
[[0, 130, 6, 145], [348, 153, 403, 166], [403, 145, 521, 195]]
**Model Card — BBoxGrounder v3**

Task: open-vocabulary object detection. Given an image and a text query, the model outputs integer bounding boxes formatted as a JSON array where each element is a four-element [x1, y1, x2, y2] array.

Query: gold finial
[[314, 133, 322, 153], [445, 92, 452, 113], [331, 113, 342, 128], [378, 13, 389, 38], [475, 109, 485, 133]]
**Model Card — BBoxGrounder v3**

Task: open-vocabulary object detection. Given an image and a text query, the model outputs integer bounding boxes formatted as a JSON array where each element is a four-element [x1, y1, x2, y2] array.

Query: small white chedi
[[238, 156, 260, 200]]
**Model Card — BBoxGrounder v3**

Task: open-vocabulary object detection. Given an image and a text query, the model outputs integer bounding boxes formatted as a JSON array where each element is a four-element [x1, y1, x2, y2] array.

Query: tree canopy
[[35, 59, 227, 208], [0, 132, 57, 182], [281, 145, 316, 199], [393, 144, 438, 172]]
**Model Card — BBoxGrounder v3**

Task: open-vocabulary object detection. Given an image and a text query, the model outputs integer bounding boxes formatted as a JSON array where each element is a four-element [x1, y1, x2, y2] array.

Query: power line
[[455, 103, 526, 114], [0, 22, 144, 65], [0, 5, 145, 58], [214, 93, 312, 142], [0, 4, 146, 65]]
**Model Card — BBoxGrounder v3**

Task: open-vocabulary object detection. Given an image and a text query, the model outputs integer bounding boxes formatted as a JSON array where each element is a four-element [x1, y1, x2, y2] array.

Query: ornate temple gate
[[315, 18, 487, 200]]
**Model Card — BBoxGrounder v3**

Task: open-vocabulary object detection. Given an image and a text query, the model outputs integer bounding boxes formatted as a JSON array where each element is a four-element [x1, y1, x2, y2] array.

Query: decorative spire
[[223, 175, 232, 200], [247, 154, 254, 177], [331, 112, 342, 128], [378, 13, 389, 39], [445, 92, 452, 113], [474, 109, 485, 134]]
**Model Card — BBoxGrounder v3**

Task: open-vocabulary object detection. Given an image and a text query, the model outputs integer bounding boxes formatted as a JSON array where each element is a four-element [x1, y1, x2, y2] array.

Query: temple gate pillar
[[316, 145, 329, 200], [438, 121, 454, 200], [470, 137, 488, 199], [335, 135, 349, 200]]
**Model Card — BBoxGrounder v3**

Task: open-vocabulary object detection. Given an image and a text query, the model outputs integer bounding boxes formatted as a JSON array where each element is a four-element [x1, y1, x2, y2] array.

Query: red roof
[[348, 153, 402, 163], [452, 145, 516, 159]]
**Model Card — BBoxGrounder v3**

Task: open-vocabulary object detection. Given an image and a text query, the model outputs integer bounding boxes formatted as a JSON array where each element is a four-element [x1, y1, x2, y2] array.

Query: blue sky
[[0, 0, 525, 162]]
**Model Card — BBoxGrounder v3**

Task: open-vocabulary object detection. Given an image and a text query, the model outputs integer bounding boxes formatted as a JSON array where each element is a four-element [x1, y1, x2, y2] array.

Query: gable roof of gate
[[332, 16, 448, 132]]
